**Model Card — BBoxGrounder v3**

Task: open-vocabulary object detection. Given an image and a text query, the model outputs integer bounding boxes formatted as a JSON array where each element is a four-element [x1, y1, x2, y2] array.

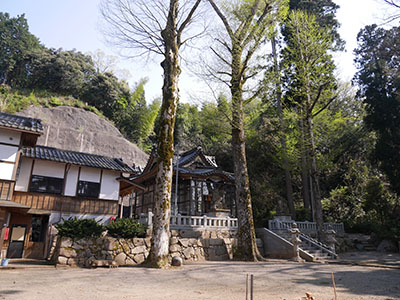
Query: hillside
[[18, 106, 148, 169]]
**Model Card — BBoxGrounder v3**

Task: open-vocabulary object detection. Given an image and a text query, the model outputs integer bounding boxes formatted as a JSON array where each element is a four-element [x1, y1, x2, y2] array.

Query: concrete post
[[289, 222, 304, 262], [325, 225, 337, 253]]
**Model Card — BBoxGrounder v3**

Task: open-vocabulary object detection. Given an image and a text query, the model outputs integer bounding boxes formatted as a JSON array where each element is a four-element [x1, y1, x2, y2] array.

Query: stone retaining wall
[[56, 229, 240, 267]]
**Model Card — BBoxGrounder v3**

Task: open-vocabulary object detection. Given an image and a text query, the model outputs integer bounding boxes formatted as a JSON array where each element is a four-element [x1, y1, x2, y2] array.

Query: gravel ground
[[1, 260, 399, 300]]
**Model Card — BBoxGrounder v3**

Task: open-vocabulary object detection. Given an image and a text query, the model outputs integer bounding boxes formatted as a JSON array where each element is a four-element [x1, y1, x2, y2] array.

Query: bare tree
[[87, 49, 132, 80], [101, 0, 201, 268], [384, 0, 400, 8], [381, 0, 400, 23], [206, 0, 287, 261]]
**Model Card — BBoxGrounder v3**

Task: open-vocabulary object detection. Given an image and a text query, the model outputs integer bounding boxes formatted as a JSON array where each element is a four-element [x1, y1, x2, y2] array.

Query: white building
[[0, 112, 137, 259]]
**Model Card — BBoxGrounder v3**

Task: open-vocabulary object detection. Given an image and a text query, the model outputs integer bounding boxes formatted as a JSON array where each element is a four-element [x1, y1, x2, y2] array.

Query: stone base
[[291, 256, 305, 262], [206, 209, 231, 218]]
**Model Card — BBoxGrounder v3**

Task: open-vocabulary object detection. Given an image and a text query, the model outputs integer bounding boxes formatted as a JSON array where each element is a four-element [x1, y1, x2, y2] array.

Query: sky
[[0, 0, 398, 103]]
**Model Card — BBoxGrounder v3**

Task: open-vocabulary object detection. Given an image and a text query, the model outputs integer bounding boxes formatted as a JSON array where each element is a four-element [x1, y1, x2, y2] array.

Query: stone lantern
[[289, 222, 304, 262]]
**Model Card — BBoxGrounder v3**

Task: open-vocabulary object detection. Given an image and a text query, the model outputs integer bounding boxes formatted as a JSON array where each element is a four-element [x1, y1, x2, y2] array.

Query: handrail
[[299, 232, 338, 259], [270, 219, 338, 259]]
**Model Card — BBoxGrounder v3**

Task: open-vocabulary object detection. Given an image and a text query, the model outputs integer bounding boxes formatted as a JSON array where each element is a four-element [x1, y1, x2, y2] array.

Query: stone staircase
[[273, 229, 338, 262]]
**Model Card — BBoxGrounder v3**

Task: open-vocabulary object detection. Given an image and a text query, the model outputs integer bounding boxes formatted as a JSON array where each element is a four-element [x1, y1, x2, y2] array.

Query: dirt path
[[1, 261, 399, 300]]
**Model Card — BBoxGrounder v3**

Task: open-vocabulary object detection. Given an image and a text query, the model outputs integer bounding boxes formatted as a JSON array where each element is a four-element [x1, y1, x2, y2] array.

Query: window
[[29, 175, 63, 194], [77, 181, 100, 198]]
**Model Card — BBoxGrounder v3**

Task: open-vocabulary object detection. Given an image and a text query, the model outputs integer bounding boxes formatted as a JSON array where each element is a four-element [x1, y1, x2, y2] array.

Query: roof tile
[[22, 146, 136, 173], [0, 112, 43, 134]]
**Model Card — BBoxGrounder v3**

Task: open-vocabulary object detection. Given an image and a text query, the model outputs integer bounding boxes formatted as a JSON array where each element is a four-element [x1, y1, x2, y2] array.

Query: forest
[[0, 0, 399, 261]]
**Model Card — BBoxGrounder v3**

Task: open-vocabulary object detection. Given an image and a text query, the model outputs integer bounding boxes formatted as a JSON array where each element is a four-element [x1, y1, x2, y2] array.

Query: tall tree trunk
[[306, 108, 324, 241], [299, 115, 311, 219], [231, 48, 259, 261], [149, 0, 180, 268], [271, 37, 295, 219]]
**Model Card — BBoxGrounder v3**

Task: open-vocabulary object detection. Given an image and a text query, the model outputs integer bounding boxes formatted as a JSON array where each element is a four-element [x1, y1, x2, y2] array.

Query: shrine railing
[[268, 219, 344, 233], [138, 213, 238, 230]]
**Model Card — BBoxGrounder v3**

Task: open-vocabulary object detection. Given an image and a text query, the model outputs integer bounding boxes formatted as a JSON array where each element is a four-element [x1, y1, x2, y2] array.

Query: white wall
[[0, 163, 15, 180], [0, 144, 18, 162], [0, 128, 21, 145], [79, 167, 101, 182], [0, 144, 19, 180], [32, 160, 65, 178], [15, 158, 33, 191], [12, 157, 122, 201], [64, 165, 79, 196], [99, 170, 120, 200]]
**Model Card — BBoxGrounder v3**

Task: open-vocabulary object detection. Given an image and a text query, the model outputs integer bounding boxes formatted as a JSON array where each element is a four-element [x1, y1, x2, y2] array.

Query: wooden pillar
[[119, 196, 123, 219], [133, 191, 138, 219], [192, 180, 197, 216], [129, 191, 134, 218]]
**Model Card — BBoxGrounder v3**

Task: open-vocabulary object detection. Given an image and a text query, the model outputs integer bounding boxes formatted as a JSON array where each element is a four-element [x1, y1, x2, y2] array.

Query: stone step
[[271, 229, 336, 261], [305, 249, 323, 255], [314, 253, 330, 260]]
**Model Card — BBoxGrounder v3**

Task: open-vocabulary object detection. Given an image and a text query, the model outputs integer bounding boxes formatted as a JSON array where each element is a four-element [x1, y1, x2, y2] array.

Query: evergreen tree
[[354, 25, 400, 194]]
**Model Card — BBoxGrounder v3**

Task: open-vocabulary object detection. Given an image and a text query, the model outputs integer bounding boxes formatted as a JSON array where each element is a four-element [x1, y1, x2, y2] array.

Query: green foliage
[[282, 10, 336, 107], [364, 178, 393, 226], [106, 218, 147, 239], [286, 0, 344, 50], [168, 96, 233, 171], [49, 97, 62, 107], [55, 217, 105, 239], [363, 178, 400, 239], [0, 85, 105, 118], [0, 13, 42, 85], [354, 25, 400, 195], [82, 72, 129, 118]]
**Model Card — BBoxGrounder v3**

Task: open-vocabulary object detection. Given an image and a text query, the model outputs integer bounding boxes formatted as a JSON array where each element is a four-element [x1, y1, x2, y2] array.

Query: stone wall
[[56, 229, 241, 267]]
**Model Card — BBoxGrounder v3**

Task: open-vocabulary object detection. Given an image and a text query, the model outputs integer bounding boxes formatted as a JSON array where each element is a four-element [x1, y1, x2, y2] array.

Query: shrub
[[49, 97, 62, 106], [106, 218, 147, 239], [55, 217, 105, 239]]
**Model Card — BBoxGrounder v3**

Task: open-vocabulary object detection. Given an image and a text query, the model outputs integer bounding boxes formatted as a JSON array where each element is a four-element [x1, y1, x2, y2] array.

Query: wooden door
[[7, 225, 26, 258]]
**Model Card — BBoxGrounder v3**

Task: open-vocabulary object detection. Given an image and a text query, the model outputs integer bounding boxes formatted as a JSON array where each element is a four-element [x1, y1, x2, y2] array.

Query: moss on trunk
[[148, 0, 180, 269]]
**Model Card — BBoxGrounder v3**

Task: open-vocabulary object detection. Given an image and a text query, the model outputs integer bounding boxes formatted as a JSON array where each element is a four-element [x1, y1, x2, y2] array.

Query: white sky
[[333, 0, 398, 82], [0, 0, 398, 103]]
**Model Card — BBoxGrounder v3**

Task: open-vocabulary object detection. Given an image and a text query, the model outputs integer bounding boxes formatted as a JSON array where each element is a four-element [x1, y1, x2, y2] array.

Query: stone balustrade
[[268, 219, 345, 234], [170, 214, 238, 230]]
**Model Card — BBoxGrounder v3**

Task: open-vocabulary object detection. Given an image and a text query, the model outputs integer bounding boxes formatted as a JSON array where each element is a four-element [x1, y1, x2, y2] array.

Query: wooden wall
[[0, 208, 7, 227], [12, 192, 118, 216], [0, 180, 14, 201]]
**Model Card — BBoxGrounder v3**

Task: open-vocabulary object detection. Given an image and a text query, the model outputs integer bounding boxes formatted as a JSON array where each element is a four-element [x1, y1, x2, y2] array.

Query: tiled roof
[[178, 146, 217, 167], [178, 167, 234, 181], [0, 112, 43, 134], [22, 146, 136, 173]]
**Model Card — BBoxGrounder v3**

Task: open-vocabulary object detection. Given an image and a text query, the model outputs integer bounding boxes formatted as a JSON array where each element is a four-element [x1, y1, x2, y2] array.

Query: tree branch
[[215, 38, 232, 53], [207, 0, 235, 39], [210, 47, 232, 67], [312, 95, 338, 117], [177, 0, 201, 37], [384, 0, 400, 8], [237, 0, 262, 40], [241, 1, 271, 47], [310, 82, 329, 111]]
